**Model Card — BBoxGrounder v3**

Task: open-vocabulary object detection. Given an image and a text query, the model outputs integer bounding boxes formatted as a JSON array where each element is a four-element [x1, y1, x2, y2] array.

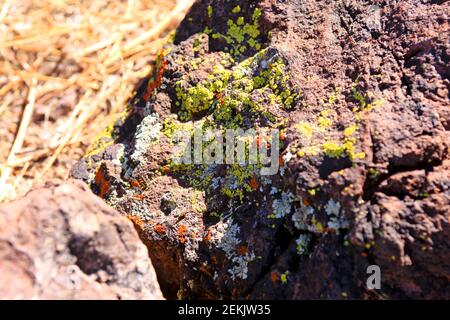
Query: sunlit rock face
[[0, 179, 163, 300]]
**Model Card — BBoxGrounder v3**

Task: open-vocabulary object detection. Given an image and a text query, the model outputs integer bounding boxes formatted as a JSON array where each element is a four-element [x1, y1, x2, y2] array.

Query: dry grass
[[0, 0, 193, 203]]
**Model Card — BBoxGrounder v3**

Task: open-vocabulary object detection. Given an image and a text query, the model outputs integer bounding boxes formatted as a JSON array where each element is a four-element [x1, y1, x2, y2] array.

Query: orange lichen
[[303, 198, 310, 206], [130, 178, 142, 190], [249, 174, 259, 190], [322, 227, 336, 234], [144, 49, 168, 101], [236, 245, 248, 256], [154, 223, 166, 235], [204, 229, 212, 243], [215, 92, 225, 106], [199, 265, 212, 277], [94, 166, 110, 198], [178, 224, 187, 244], [131, 194, 145, 201], [255, 135, 272, 150], [271, 271, 279, 283], [161, 165, 171, 174], [126, 215, 145, 230], [255, 135, 262, 148]]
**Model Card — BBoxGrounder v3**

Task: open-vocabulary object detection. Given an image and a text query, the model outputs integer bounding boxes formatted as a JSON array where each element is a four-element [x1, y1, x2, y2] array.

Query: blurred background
[[0, 0, 193, 203]]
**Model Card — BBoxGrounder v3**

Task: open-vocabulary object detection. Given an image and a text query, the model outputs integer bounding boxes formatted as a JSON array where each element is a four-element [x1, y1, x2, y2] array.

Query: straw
[[0, 0, 193, 203]]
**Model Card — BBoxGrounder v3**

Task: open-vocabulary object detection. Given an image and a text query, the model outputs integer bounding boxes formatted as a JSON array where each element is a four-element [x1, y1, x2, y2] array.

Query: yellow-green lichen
[[207, 5, 213, 18], [211, 7, 263, 57], [162, 116, 194, 140], [368, 167, 379, 177], [322, 133, 365, 160], [280, 271, 289, 283], [176, 83, 215, 114], [232, 5, 241, 14], [295, 122, 315, 139], [290, 84, 380, 162], [171, 48, 298, 203], [252, 8, 262, 21], [322, 141, 346, 158], [343, 123, 358, 137], [351, 81, 384, 115], [191, 190, 207, 213], [176, 48, 297, 125], [176, 68, 231, 120]]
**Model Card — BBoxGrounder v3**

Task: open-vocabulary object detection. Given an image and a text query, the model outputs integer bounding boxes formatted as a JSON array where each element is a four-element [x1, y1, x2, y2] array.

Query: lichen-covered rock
[[72, 0, 449, 299], [0, 180, 163, 299]]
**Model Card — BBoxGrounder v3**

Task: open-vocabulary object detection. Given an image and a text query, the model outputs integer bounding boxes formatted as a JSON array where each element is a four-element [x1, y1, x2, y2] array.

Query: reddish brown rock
[[72, 0, 449, 299], [0, 180, 163, 299]]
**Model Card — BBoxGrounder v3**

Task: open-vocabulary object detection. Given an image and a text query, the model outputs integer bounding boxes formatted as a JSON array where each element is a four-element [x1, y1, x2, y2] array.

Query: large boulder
[[0, 179, 163, 299], [72, 0, 449, 299]]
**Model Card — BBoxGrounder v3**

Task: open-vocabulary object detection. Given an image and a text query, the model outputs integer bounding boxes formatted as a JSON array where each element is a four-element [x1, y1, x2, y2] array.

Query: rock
[[0, 179, 163, 299], [72, 0, 449, 299]]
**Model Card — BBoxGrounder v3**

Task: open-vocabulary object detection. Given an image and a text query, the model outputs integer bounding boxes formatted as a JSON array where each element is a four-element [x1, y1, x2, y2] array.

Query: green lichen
[[317, 115, 332, 129], [322, 141, 346, 158], [252, 8, 262, 21], [343, 123, 358, 137], [171, 41, 298, 203], [176, 66, 231, 120], [418, 192, 430, 199], [311, 218, 324, 233], [280, 271, 289, 283], [207, 5, 213, 18], [177, 289, 183, 300], [322, 136, 365, 160], [162, 116, 194, 140], [191, 190, 206, 213], [176, 48, 297, 125], [368, 167, 379, 177], [176, 82, 215, 114], [193, 37, 201, 50], [211, 7, 263, 57], [295, 122, 314, 139], [290, 84, 380, 161], [221, 163, 256, 201], [351, 81, 383, 115]]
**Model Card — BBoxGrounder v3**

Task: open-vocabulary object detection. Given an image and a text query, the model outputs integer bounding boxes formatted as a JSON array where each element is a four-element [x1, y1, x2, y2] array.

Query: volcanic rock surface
[[72, 0, 450, 299], [0, 179, 163, 299]]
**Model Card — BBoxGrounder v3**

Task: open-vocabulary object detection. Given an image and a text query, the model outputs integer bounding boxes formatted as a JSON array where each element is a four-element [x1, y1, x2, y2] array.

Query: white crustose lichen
[[272, 191, 295, 218], [130, 113, 161, 163]]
